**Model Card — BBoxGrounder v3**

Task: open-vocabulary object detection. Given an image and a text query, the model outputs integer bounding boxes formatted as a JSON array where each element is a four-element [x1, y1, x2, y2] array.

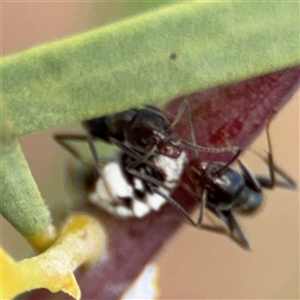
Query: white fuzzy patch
[[133, 200, 151, 218], [105, 162, 134, 198], [146, 193, 167, 211], [115, 206, 134, 218], [133, 177, 144, 192], [88, 151, 186, 218], [88, 157, 134, 217], [153, 152, 186, 188], [89, 162, 132, 201]]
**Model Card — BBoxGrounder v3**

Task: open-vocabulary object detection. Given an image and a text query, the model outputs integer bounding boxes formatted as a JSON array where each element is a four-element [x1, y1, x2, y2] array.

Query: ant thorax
[[85, 150, 187, 218]]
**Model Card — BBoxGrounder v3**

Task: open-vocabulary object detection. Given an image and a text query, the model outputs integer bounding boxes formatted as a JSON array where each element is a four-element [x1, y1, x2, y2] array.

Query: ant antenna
[[171, 99, 188, 127], [184, 99, 198, 160], [213, 148, 242, 176], [182, 99, 240, 159]]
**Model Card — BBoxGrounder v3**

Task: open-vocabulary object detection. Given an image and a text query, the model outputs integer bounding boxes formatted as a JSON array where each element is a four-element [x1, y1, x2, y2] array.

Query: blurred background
[[2, 2, 299, 299]]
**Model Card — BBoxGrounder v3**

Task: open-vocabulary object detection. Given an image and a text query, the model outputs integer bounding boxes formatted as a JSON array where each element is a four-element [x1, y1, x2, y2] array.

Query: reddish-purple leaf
[[167, 66, 300, 163], [23, 66, 300, 300]]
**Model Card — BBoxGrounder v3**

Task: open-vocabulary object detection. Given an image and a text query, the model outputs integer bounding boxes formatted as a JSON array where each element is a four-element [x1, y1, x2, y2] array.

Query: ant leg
[[228, 212, 251, 250], [84, 131, 100, 167], [193, 200, 237, 237], [179, 182, 230, 234], [83, 129, 118, 201], [109, 137, 140, 158], [254, 153, 296, 189], [179, 169, 205, 226], [128, 168, 173, 193], [213, 209, 251, 250], [126, 167, 196, 226], [180, 181, 199, 199], [180, 181, 208, 227], [151, 187, 197, 227], [251, 120, 296, 189], [196, 187, 206, 227], [55, 132, 117, 200], [237, 160, 262, 192], [249, 117, 276, 189], [264, 119, 276, 188], [110, 137, 182, 181], [110, 137, 161, 172], [180, 182, 207, 227], [54, 133, 89, 163], [126, 146, 157, 169]]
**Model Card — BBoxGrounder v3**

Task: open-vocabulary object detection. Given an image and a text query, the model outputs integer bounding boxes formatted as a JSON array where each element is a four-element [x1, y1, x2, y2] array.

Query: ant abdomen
[[236, 187, 262, 214]]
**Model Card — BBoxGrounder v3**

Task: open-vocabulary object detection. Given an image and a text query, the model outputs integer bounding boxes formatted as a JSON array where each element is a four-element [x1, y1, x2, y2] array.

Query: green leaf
[[1, 141, 53, 236], [2, 1, 299, 140]]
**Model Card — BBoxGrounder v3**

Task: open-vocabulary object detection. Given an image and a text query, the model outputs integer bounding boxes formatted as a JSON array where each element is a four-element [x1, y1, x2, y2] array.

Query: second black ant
[[177, 111, 296, 249]]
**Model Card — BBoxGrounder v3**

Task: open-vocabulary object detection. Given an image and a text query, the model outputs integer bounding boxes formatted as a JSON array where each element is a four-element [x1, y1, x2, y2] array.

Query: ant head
[[155, 128, 182, 158], [124, 108, 182, 158], [188, 160, 208, 178]]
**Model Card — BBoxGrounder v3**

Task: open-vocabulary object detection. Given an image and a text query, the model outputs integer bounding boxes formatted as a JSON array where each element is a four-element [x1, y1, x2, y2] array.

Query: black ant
[[54, 103, 235, 168], [54, 105, 183, 167], [179, 113, 296, 249], [54, 102, 235, 219]]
